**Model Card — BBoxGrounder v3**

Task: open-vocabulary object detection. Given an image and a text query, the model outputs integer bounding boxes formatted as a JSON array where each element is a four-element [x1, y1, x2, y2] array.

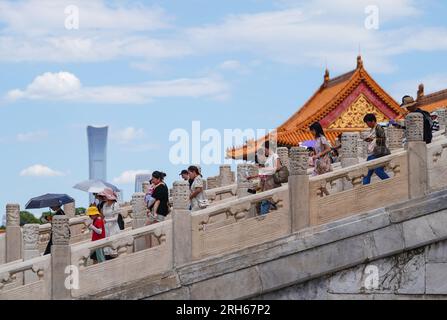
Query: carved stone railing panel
[[309, 151, 409, 226], [71, 221, 173, 298], [205, 183, 238, 204], [0, 255, 51, 299], [191, 186, 290, 260], [427, 135, 447, 192], [71, 220, 171, 270]]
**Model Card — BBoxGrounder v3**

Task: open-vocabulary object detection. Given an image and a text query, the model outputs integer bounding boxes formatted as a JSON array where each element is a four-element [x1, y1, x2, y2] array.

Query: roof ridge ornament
[[417, 83, 425, 100], [323, 68, 330, 87], [357, 55, 363, 69]]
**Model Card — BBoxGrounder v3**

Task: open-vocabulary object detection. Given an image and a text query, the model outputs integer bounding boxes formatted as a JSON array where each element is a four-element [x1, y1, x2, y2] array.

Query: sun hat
[[87, 206, 100, 216], [97, 188, 117, 201], [400, 95, 418, 109]]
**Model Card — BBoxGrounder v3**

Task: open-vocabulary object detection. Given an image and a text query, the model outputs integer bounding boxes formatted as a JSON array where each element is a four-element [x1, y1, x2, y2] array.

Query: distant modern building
[[87, 126, 108, 203], [135, 174, 152, 193]]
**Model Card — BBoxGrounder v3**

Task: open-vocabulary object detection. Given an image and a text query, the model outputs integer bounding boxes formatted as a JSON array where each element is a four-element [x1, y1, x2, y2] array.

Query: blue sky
[[0, 0, 447, 220]]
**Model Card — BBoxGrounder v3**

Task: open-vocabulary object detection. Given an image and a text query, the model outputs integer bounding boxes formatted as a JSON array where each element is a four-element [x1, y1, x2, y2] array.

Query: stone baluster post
[[341, 132, 360, 167], [405, 113, 428, 199], [131, 192, 147, 252], [386, 127, 405, 151], [341, 133, 359, 190], [172, 181, 191, 266], [219, 165, 233, 187], [5, 204, 22, 263], [277, 147, 290, 170], [436, 108, 446, 133], [357, 132, 368, 159], [289, 147, 310, 232], [236, 163, 251, 197], [63, 201, 76, 218], [51, 215, 71, 300], [23, 224, 40, 284]]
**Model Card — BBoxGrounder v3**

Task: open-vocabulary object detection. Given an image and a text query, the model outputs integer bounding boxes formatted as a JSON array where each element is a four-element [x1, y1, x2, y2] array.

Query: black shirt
[[150, 183, 169, 216], [43, 208, 66, 255], [415, 109, 433, 144]]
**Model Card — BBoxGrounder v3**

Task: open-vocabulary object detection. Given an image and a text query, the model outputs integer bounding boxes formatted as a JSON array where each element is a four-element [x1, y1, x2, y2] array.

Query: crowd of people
[[42, 94, 441, 261], [303, 95, 438, 182]]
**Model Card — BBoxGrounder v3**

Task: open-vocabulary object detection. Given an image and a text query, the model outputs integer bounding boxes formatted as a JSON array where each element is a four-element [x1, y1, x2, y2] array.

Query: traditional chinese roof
[[416, 84, 447, 113], [227, 56, 406, 160]]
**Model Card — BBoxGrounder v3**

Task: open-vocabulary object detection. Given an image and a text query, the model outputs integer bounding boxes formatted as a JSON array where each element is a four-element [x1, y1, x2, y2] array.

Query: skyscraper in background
[[135, 173, 152, 193], [87, 126, 108, 203]]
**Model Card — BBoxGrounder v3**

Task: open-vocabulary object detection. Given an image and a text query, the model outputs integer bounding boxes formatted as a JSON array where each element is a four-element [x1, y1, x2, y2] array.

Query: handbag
[[273, 160, 289, 184], [117, 213, 125, 230]]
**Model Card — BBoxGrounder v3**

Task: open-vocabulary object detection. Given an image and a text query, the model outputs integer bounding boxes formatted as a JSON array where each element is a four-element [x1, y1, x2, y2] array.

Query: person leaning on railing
[[247, 141, 281, 215]]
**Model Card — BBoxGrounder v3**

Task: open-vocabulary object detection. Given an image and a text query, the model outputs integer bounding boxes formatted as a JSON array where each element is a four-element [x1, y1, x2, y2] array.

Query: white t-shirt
[[259, 152, 279, 176]]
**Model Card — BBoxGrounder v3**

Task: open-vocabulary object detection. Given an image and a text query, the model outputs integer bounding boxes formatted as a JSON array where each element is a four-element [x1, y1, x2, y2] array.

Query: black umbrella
[[25, 193, 74, 209]]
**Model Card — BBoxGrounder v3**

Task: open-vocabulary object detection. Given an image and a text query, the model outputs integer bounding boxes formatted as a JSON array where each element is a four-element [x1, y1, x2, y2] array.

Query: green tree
[[20, 211, 41, 226], [39, 211, 52, 223], [76, 207, 86, 215]]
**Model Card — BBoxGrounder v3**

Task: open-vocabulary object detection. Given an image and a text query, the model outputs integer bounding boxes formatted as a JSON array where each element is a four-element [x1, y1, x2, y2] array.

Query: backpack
[[112, 202, 125, 230], [421, 110, 433, 144], [117, 213, 125, 230]]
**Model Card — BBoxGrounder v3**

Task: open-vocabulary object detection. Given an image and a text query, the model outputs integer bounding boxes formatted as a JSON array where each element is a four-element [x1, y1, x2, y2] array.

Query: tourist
[[331, 133, 342, 163], [148, 171, 169, 223], [330, 148, 340, 164], [248, 141, 281, 215], [400, 95, 433, 144], [93, 193, 106, 215], [43, 205, 67, 255], [143, 180, 156, 211], [86, 206, 106, 264], [98, 188, 121, 260], [362, 113, 390, 185], [431, 112, 440, 132], [309, 122, 332, 176], [188, 166, 209, 211], [307, 147, 316, 167], [179, 170, 190, 182]]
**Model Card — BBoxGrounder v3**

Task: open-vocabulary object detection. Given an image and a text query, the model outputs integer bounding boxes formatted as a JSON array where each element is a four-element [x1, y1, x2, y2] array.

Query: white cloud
[[183, 1, 447, 73], [20, 164, 65, 177], [6, 72, 230, 104], [0, 0, 187, 63], [0, 0, 170, 35], [0, 0, 445, 73], [112, 127, 145, 145], [17, 130, 48, 142], [113, 170, 151, 184]]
